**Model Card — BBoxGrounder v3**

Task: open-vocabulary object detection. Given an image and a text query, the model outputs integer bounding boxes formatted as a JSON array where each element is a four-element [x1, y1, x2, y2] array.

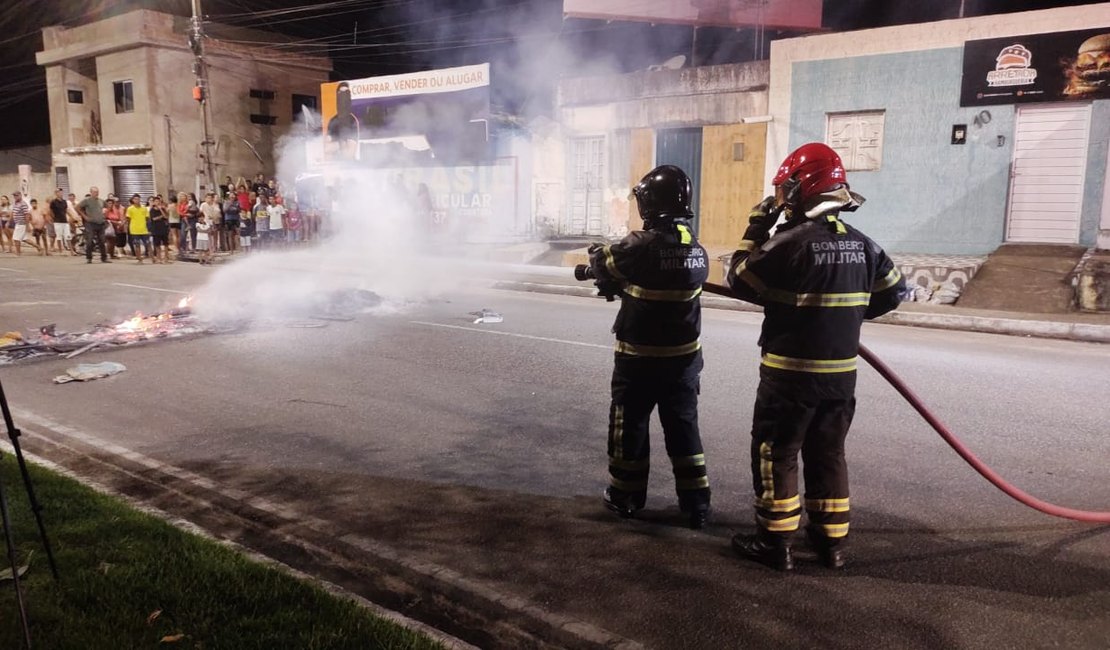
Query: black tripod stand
[[0, 378, 59, 649]]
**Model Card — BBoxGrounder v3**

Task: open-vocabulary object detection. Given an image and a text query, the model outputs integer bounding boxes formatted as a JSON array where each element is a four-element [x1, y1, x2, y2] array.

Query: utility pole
[[189, 0, 216, 195], [164, 115, 174, 192]]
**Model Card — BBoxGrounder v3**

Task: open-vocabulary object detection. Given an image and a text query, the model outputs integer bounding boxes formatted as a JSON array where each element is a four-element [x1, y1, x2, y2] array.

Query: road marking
[[112, 282, 190, 295], [410, 320, 611, 350], [0, 301, 65, 307], [0, 267, 29, 273]]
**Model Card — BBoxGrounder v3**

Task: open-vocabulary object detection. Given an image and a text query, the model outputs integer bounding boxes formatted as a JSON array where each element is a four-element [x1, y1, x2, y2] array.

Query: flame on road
[[111, 295, 195, 336]]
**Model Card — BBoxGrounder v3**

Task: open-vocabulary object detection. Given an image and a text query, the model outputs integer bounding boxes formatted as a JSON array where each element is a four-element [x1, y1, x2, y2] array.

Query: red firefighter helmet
[[772, 143, 847, 206]]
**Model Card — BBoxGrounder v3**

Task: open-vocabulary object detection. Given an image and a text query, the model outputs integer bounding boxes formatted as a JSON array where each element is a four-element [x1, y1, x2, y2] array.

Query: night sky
[[0, 0, 1104, 148]]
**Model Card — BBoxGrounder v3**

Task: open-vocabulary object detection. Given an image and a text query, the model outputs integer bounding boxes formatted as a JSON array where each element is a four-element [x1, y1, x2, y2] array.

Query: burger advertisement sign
[[960, 28, 1110, 106]]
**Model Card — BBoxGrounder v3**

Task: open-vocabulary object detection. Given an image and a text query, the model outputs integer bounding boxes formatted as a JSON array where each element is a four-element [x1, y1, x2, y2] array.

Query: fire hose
[[700, 281, 1110, 524]]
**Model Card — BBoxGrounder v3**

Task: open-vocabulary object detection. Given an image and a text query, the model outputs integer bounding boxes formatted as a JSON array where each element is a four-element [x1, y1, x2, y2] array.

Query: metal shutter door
[[1006, 104, 1091, 244], [55, 167, 69, 196], [112, 165, 155, 201]]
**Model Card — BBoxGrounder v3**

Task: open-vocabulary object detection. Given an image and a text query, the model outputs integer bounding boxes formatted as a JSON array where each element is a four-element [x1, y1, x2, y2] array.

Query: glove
[[748, 196, 776, 227], [743, 195, 778, 245], [587, 242, 605, 255], [595, 279, 621, 302]]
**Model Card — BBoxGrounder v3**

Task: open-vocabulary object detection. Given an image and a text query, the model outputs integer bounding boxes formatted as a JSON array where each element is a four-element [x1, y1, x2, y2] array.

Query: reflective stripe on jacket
[[726, 214, 904, 387], [589, 220, 708, 358]]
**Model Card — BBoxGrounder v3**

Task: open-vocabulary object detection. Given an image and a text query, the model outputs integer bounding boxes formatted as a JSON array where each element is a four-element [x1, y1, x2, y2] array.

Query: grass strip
[[0, 457, 443, 649]]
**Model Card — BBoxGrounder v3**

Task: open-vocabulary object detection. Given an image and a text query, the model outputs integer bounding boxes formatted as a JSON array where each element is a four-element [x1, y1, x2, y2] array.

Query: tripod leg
[[0, 381, 58, 581], [0, 464, 33, 649]]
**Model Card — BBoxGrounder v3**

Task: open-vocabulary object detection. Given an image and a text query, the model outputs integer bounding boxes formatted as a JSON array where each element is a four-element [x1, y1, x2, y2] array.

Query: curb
[[0, 438, 479, 650], [876, 311, 1110, 343], [10, 409, 644, 650], [491, 280, 1110, 344]]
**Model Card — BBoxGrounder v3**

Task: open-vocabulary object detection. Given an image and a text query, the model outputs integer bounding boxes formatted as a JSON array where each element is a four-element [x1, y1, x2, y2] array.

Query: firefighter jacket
[[727, 210, 905, 398], [589, 219, 708, 358]]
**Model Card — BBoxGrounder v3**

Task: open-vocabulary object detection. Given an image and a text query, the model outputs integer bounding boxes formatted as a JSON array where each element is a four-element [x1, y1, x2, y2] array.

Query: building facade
[[36, 10, 331, 199], [547, 61, 771, 249], [767, 3, 1110, 254]]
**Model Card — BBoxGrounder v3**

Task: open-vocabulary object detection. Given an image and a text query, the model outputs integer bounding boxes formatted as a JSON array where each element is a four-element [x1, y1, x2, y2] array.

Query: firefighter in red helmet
[[726, 143, 905, 571]]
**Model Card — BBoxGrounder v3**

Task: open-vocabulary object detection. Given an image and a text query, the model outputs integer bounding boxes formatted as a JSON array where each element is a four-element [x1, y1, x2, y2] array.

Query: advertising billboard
[[960, 28, 1110, 106], [562, 0, 823, 30], [320, 63, 491, 162]]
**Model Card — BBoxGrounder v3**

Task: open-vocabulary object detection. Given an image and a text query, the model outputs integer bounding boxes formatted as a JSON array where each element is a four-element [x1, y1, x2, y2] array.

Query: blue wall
[[791, 49, 1013, 254], [790, 48, 1107, 254]]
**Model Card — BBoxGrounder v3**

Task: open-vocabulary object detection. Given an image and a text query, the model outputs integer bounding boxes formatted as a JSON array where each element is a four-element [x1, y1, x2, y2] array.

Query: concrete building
[[767, 3, 1110, 255], [0, 145, 53, 200], [35, 9, 331, 200], [547, 61, 772, 250]]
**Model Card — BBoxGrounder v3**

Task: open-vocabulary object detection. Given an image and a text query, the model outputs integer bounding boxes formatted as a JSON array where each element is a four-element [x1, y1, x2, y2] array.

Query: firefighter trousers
[[749, 378, 855, 544], [607, 351, 710, 511]]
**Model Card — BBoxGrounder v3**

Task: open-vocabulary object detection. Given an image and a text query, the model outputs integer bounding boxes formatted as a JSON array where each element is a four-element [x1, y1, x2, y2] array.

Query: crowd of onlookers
[[0, 173, 326, 264]]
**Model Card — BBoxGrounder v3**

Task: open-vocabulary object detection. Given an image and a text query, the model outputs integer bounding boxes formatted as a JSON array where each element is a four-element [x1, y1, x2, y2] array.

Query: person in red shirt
[[104, 198, 123, 259], [236, 184, 251, 213], [285, 199, 302, 243]]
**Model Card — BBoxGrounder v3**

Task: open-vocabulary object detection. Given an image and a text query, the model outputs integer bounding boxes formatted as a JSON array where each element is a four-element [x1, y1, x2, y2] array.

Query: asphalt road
[[1, 253, 1108, 649]]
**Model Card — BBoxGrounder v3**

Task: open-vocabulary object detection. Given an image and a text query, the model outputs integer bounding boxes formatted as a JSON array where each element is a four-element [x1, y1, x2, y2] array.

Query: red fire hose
[[702, 282, 1110, 524]]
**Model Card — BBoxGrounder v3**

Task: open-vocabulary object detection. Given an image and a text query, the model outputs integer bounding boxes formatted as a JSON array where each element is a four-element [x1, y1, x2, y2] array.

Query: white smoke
[[189, 1, 649, 325]]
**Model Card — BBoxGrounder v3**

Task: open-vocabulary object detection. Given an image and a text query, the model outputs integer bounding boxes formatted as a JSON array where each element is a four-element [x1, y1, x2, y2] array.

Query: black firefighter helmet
[[631, 165, 693, 222]]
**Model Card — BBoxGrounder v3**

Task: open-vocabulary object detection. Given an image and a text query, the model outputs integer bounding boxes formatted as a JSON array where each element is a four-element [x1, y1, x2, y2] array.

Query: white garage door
[[1006, 104, 1091, 244]]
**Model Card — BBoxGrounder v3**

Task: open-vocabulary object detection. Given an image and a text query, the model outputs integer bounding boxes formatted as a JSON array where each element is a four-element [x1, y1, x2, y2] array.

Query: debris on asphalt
[[0, 306, 209, 366], [309, 288, 382, 319], [470, 308, 503, 324], [1, 288, 384, 366], [54, 361, 127, 384], [64, 342, 102, 359]]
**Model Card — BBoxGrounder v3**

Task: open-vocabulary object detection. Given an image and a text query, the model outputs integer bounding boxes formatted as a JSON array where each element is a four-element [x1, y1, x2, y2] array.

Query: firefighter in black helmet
[[727, 143, 906, 571], [586, 164, 712, 529]]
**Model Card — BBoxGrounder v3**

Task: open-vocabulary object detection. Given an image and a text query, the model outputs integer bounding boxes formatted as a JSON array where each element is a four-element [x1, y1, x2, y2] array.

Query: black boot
[[805, 526, 846, 569], [603, 487, 645, 519], [732, 532, 794, 571], [685, 506, 710, 530], [679, 494, 711, 530]]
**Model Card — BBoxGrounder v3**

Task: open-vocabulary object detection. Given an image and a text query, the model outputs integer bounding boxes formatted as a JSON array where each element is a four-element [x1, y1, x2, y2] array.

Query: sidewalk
[[494, 267, 1110, 344]]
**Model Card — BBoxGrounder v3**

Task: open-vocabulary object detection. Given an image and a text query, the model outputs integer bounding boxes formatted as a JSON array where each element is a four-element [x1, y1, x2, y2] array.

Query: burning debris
[[0, 298, 208, 366], [0, 288, 388, 366]]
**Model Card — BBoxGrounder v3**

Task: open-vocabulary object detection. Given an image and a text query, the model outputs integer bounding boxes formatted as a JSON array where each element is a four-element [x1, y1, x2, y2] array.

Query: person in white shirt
[[195, 212, 213, 265], [267, 199, 286, 249], [200, 192, 223, 252]]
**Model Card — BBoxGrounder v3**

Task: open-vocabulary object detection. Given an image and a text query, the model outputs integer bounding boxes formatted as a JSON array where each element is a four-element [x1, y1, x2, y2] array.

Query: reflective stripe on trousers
[[749, 379, 854, 539], [607, 352, 710, 509]]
